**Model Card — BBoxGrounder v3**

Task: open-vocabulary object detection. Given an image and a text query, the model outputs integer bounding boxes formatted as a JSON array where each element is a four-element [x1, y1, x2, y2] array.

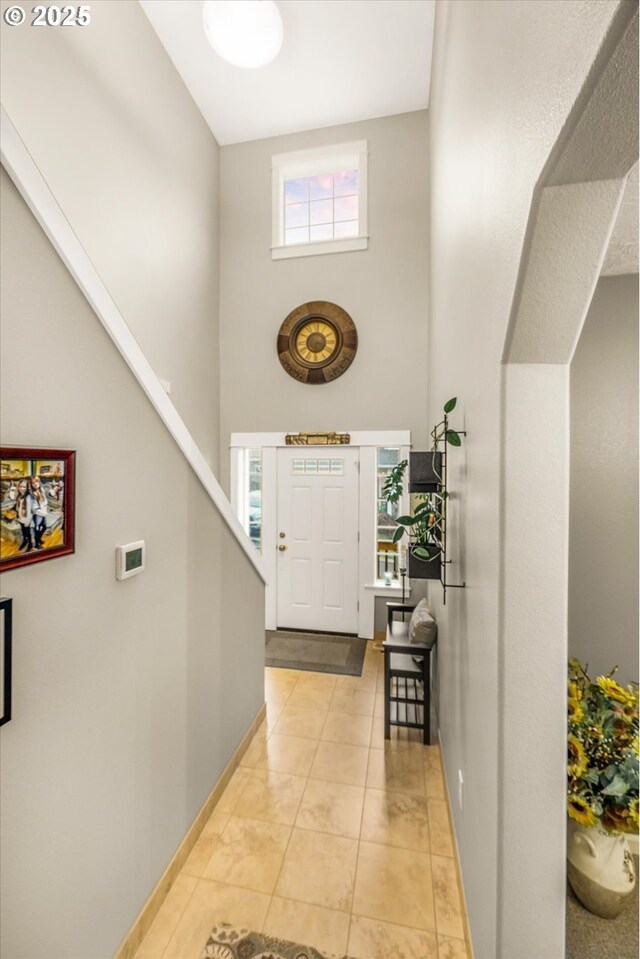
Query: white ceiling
[[139, 0, 436, 146], [601, 162, 639, 276]]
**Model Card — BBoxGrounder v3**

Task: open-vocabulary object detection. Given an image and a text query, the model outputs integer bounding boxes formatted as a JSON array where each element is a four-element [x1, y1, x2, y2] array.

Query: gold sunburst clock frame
[[277, 301, 358, 384]]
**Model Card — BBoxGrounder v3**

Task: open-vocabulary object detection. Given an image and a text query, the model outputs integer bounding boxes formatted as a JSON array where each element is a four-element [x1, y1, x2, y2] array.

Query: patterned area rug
[[202, 924, 352, 959], [265, 629, 366, 676]]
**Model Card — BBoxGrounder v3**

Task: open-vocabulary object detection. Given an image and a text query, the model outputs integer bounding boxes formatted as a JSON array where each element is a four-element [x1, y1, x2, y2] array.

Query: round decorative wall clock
[[277, 301, 358, 384]]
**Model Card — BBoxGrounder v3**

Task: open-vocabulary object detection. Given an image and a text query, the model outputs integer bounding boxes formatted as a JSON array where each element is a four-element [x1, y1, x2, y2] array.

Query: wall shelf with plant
[[382, 397, 466, 603]]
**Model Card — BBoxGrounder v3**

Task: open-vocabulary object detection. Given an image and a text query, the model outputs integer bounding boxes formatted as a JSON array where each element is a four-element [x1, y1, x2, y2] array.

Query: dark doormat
[[265, 629, 366, 676]]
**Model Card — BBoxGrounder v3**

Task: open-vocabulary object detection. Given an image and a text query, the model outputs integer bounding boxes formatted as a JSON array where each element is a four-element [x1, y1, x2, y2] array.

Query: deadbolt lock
[[279, 532, 286, 538]]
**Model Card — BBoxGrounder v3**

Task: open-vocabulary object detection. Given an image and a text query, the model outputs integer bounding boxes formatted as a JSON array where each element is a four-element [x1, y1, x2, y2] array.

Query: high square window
[[271, 141, 368, 260]]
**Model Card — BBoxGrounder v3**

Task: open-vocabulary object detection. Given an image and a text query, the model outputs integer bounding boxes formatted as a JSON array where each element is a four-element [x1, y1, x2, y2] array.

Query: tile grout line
[[345, 720, 378, 954], [148, 878, 199, 959], [262, 670, 318, 935], [424, 749, 446, 957], [426, 750, 471, 956], [273, 658, 372, 958], [206, 702, 292, 938], [214, 671, 305, 939]]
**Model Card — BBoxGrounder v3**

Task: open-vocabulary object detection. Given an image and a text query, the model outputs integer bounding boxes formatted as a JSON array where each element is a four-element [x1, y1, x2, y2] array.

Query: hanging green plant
[[432, 397, 462, 449], [391, 397, 464, 576]]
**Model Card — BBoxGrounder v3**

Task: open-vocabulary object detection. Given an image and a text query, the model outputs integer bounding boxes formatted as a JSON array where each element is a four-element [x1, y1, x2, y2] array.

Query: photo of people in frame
[[0, 449, 75, 571]]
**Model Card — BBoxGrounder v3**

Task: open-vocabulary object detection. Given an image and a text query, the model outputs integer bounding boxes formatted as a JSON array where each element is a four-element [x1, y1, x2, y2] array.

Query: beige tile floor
[[133, 643, 470, 959]]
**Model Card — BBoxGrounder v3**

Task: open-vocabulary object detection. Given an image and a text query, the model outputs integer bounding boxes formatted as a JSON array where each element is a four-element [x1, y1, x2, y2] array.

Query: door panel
[[277, 448, 359, 633], [291, 559, 312, 608], [322, 486, 344, 543], [291, 486, 312, 541], [322, 559, 343, 609]]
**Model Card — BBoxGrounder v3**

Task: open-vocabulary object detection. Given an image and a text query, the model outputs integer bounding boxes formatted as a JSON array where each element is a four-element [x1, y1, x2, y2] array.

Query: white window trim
[[233, 448, 263, 554], [374, 445, 410, 594], [272, 236, 368, 260], [271, 140, 369, 261], [365, 582, 413, 596], [230, 431, 410, 449]]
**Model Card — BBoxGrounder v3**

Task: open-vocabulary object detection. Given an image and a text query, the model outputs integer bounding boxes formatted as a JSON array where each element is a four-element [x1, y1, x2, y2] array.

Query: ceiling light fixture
[[202, 1, 283, 69]]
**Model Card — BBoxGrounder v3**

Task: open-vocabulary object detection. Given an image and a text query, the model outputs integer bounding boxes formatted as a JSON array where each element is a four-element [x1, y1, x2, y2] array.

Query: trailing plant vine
[[431, 396, 462, 449], [387, 397, 464, 565]]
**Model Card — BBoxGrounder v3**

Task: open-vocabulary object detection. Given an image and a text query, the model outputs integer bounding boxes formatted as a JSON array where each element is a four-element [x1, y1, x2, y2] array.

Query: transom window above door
[[272, 141, 368, 260], [291, 457, 344, 475]]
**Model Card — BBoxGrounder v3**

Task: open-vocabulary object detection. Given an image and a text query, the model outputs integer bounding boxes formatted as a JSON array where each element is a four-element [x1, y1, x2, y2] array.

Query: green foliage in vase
[[567, 658, 639, 834]]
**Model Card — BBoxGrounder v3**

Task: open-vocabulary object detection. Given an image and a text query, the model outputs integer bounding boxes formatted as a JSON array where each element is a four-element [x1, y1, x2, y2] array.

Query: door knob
[[278, 544, 287, 552]]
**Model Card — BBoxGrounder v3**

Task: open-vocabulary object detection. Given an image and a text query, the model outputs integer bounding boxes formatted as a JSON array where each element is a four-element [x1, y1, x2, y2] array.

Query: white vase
[[567, 818, 636, 919]]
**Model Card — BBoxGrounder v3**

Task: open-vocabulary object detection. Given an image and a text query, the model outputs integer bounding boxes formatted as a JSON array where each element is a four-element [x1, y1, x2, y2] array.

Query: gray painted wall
[[0, 0, 221, 467], [569, 274, 639, 683], [0, 168, 264, 959], [428, 1, 618, 956], [218, 111, 430, 491]]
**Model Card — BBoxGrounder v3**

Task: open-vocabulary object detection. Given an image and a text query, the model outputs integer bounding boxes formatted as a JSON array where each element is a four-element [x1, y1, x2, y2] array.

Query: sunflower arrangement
[[567, 659, 639, 834]]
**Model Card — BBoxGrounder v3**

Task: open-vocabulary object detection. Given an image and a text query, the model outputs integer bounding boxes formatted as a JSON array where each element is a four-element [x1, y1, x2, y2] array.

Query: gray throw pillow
[[408, 598, 437, 648]]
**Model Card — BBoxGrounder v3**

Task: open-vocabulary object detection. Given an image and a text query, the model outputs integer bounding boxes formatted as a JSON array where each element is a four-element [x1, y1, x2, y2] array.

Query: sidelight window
[[376, 447, 404, 581], [240, 449, 262, 554]]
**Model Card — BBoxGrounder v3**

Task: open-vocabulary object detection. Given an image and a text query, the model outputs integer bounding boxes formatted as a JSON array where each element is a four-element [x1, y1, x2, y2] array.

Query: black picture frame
[[0, 597, 12, 727]]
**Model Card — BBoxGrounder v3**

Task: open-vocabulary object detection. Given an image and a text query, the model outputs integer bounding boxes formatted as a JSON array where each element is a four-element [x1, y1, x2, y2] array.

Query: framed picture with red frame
[[0, 448, 75, 572]]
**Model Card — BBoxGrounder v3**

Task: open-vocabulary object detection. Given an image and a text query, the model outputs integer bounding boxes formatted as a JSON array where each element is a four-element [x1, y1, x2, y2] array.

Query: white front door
[[276, 447, 359, 633]]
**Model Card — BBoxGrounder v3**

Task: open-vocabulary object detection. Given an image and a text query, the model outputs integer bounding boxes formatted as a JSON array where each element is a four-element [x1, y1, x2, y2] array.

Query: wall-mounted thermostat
[[116, 541, 145, 580]]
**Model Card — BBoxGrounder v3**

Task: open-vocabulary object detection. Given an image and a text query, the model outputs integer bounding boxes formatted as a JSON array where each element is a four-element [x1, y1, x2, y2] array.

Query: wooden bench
[[383, 602, 434, 745]]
